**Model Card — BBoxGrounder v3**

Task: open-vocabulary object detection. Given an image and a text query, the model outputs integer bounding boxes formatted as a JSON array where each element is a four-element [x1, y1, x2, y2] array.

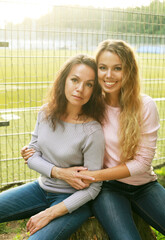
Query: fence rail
[[0, 0, 165, 189]]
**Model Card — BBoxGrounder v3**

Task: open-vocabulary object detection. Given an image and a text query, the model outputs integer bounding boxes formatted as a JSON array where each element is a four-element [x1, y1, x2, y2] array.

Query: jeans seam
[[133, 201, 165, 233]]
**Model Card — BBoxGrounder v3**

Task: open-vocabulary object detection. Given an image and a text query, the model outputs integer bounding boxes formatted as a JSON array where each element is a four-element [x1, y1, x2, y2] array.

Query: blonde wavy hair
[[96, 39, 142, 162]]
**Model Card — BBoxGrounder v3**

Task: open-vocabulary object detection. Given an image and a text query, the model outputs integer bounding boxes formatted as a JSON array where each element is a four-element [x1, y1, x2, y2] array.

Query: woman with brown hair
[[22, 40, 165, 239], [0, 54, 106, 240]]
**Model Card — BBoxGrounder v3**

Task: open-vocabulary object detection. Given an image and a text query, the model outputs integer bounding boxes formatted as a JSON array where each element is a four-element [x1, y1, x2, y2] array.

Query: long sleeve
[[63, 129, 105, 213], [103, 94, 160, 185], [125, 96, 160, 176], [27, 111, 55, 177], [27, 109, 105, 212]]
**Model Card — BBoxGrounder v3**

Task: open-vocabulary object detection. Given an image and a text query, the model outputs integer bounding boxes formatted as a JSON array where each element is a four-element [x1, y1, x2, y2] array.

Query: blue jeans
[[0, 181, 92, 240], [92, 180, 165, 240]]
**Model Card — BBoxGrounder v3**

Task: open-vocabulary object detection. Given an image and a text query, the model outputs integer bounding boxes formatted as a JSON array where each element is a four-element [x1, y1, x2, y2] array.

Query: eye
[[71, 78, 78, 83], [86, 82, 94, 88], [114, 66, 122, 71], [99, 66, 106, 71]]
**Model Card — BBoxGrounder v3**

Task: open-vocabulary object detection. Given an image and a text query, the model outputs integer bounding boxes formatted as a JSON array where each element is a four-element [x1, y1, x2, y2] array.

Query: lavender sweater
[[28, 110, 105, 213]]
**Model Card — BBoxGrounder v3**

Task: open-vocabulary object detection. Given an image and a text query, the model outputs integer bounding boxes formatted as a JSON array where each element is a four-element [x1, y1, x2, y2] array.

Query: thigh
[[132, 181, 165, 235], [0, 181, 48, 222], [28, 202, 93, 240], [92, 183, 141, 240]]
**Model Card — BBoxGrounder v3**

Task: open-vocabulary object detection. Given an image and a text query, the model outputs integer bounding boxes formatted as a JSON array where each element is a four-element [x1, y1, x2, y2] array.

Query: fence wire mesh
[[0, 0, 165, 189]]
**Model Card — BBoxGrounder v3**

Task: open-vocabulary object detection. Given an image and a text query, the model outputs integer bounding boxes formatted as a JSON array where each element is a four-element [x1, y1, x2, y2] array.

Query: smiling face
[[98, 50, 123, 99], [65, 64, 95, 110]]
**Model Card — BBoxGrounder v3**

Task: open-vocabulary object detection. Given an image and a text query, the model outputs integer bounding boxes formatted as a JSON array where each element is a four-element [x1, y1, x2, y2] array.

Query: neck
[[61, 104, 85, 123], [67, 104, 82, 116], [106, 94, 120, 107]]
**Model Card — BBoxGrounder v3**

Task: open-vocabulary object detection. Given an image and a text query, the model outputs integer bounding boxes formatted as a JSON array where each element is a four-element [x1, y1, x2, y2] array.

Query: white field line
[[0, 97, 165, 114]]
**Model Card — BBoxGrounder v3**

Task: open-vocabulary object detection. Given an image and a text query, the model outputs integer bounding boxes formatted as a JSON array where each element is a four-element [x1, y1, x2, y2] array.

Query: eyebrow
[[71, 75, 95, 82], [98, 63, 122, 66]]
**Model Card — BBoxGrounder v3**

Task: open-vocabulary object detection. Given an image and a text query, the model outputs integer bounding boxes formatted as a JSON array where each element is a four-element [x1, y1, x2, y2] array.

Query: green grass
[[0, 50, 165, 240], [0, 220, 27, 235], [0, 50, 165, 108], [0, 217, 165, 240], [0, 110, 39, 186], [152, 228, 165, 240], [0, 50, 165, 187], [0, 219, 29, 240]]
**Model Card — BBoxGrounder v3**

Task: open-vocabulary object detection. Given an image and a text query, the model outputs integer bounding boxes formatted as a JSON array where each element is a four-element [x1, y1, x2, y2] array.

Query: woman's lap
[[92, 184, 141, 240], [92, 180, 165, 240], [0, 180, 92, 239], [132, 180, 165, 235], [28, 203, 92, 240], [0, 181, 48, 222]]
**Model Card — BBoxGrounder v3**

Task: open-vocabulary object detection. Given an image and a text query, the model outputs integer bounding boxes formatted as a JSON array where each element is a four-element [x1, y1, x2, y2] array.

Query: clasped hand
[[53, 166, 95, 190], [21, 147, 95, 190]]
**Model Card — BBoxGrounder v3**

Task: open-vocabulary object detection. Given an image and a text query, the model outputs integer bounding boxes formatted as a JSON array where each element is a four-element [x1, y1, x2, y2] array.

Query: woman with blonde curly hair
[[21, 40, 165, 239], [87, 39, 165, 239]]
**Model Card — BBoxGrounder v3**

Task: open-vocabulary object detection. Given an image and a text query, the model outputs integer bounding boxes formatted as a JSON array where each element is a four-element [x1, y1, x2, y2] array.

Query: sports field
[[0, 49, 165, 188]]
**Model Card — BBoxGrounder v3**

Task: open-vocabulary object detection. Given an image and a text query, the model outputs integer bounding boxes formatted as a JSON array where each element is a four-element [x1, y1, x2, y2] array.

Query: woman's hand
[[51, 166, 95, 190], [26, 209, 52, 236], [26, 202, 68, 236], [21, 146, 35, 163], [79, 170, 96, 184]]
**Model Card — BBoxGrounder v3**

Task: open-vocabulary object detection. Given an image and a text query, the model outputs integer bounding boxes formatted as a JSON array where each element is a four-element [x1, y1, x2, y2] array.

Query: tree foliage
[[7, 0, 165, 36]]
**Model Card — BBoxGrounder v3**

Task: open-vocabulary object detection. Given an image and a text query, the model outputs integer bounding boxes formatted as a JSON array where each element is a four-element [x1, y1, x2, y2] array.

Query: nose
[[106, 69, 112, 78], [76, 82, 84, 92]]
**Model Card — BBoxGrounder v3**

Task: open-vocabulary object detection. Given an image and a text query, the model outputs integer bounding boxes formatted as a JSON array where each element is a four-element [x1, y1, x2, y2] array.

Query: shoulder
[[141, 94, 158, 113], [84, 121, 103, 134], [83, 121, 104, 143], [83, 121, 105, 150], [37, 104, 47, 122], [141, 94, 155, 105]]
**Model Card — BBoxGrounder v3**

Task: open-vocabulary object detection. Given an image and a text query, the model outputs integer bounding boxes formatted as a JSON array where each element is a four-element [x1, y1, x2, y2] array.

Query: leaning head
[[96, 39, 140, 102]]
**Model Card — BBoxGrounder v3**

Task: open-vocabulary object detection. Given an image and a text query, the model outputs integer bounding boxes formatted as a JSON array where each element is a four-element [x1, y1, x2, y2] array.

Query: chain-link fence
[[0, 0, 165, 190]]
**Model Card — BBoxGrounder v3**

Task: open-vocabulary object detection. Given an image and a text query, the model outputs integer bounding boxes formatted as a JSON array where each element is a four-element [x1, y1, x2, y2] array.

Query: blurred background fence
[[0, 0, 165, 190]]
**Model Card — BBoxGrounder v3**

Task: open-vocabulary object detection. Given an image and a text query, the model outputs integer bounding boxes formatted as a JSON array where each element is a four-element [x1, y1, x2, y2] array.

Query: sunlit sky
[[0, 0, 161, 26]]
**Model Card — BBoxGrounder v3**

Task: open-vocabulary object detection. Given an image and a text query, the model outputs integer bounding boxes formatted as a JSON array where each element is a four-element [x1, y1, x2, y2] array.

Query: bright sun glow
[[0, 0, 159, 27], [0, 0, 52, 27], [55, 0, 152, 8]]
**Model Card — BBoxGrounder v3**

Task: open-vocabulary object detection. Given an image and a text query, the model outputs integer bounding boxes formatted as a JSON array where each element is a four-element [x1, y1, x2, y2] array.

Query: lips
[[72, 95, 83, 100], [104, 81, 116, 87]]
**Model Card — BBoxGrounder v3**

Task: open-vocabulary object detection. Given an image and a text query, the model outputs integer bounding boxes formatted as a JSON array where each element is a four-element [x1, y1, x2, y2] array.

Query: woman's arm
[[81, 96, 160, 182], [27, 125, 105, 235], [21, 146, 94, 189], [27, 202, 68, 236], [124, 97, 160, 176], [51, 166, 94, 189], [62, 127, 105, 213], [80, 163, 130, 183], [26, 111, 93, 186], [25, 111, 56, 177]]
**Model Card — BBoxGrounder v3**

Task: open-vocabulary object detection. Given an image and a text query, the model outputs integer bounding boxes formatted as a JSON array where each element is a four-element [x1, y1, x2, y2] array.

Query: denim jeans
[[0, 180, 92, 240], [92, 180, 165, 240]]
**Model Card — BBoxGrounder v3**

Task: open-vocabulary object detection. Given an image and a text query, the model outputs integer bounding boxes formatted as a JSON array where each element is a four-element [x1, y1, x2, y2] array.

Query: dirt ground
[[0, 221, 29, 240], [0, 233, 27, 240]]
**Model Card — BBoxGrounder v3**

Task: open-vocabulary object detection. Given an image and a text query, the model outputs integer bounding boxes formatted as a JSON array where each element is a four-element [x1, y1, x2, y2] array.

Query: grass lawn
[[0, 50, 165, 239]]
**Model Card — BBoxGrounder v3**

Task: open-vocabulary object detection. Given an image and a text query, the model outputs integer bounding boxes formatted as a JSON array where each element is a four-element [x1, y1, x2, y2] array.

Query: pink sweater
[[103, 94, 160, 185]]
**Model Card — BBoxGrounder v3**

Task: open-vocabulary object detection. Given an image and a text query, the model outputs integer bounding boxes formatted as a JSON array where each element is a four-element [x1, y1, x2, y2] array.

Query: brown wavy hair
[[96, 39, 142, 162], [43, 54, 106, 129]]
